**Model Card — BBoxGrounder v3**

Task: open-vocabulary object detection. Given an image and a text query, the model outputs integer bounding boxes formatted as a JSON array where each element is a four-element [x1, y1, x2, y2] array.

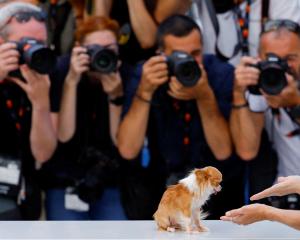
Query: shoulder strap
[[261, 0, 270, 25], [204, 0, 241, 61]]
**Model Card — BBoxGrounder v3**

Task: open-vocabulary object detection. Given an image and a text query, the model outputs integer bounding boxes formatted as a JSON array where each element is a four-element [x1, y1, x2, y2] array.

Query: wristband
[[109, 96, 124, 106], [135, 94, 152, 104], [232, 102, 249, 109]]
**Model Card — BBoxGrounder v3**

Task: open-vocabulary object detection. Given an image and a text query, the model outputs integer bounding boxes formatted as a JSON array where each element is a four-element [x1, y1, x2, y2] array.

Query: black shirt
[[41, 56, 116, 188]]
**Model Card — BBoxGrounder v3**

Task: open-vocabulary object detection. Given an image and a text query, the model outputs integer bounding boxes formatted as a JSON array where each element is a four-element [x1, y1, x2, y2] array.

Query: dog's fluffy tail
[[200, 210, 209, 220]]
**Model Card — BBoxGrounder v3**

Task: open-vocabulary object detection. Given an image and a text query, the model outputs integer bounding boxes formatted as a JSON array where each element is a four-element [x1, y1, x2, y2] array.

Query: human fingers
[[250, 185, 280, 201], [144, 55, 167, 68], [240, 56, 260, 67]]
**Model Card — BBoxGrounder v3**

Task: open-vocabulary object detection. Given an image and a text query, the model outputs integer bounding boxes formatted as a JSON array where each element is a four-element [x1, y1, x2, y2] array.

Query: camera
[[249, 53, 289, 95], [86, 44, 118, 73], [14, 37, 56, 74], [74, 147, 120, 204], [167, 51, 201, 87]]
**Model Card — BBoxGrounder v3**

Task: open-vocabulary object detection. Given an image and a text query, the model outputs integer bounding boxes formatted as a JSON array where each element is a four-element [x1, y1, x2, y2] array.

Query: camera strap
[[261, 0, 270, 25], [0, 82, 30, 200], [205, 0, 269, 61]]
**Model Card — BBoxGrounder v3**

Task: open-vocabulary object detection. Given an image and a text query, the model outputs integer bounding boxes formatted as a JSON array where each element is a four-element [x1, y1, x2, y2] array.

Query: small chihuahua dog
[[153, 167, 222, 233]]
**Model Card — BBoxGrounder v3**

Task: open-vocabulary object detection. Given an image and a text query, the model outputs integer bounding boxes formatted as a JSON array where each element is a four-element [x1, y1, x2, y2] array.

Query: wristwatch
[[289, 105, 300, 119], [109, 96, 124, 106]]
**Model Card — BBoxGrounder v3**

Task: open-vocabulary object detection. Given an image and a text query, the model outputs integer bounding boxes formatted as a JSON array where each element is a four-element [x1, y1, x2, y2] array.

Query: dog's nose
[[215, 185, 222, 192]]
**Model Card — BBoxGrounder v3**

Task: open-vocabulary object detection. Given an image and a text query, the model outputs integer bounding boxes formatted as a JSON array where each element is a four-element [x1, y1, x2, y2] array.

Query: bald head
[[259, 29, 300, 80]]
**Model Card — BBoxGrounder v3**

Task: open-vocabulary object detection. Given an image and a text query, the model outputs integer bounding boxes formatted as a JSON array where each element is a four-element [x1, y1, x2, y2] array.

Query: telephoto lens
[[167, 50, 201, 87], [86, 44, 118, 73]]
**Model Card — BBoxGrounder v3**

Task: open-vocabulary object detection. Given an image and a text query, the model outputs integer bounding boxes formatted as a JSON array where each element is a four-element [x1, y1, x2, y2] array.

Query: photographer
[[40, 16, 126, 220], [192, 0, 300, 65], [231, 19, 300, 210], [0, 2, 58, 219], [118, 15, 245, 219]]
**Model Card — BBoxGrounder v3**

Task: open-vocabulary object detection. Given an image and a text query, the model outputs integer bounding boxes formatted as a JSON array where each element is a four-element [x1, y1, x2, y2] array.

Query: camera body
[[250, 53, 289, 95], [167, 51, 201, 87], [86, 44, 118, 73], [15, 37, 57, 74], [74, 147, 120, 204]]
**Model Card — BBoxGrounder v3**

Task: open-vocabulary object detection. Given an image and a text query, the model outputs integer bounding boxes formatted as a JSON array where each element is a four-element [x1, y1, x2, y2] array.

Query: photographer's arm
[[11, 66, 57, 163], [230, 57, 264, 160], [196, 85, 232, 160], [118, 56, 168, 159], [126, 0, 190, 49], [58, 47, 89, 142], [98, 71, 123, 145], [168, 66, 232, 160], [108, 103, 122, 145], [117, 92, 151, 159], [230, 90, 264, 160], [57, 73, 79, 142], [91, 0, 113, 17]]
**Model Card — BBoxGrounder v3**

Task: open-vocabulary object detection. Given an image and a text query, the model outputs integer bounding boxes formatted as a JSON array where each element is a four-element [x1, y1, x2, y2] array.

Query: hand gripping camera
[[249, 53, 289, 95], [15, 37, 57, 74], [167, 51, 201, 87], [86, 44, 118, 73]]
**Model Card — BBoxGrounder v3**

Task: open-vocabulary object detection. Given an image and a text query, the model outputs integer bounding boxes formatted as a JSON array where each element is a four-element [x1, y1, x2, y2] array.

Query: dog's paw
[[197, 225, 209, 232], [167, 227, 176, 232]]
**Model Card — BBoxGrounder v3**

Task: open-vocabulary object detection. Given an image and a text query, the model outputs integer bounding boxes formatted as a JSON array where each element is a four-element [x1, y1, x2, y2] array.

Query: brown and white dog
[[153, 167, 222, 233]]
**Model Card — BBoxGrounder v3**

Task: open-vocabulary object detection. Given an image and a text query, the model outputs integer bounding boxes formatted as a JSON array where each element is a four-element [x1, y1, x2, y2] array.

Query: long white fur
[[179, 171, 214, 215]]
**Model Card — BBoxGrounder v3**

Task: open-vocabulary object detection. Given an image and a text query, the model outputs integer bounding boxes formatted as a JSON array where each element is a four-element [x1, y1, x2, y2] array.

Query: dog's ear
[[194, 168, 210, 181]]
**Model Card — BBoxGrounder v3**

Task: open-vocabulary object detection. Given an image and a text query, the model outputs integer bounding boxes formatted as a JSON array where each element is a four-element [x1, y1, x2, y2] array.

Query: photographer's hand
[[10, 65, 50, 110], [67, 46, 89, 86], [137, 55, 168, 100], [234, 56, 260, 103], [88, 61, 123, 99], [168, 64, 232, 160], [9, 65, 57, 162], [58, 46, 89, 143], [262, 74, 300, 108], [251, 176, 300, 201], [0, 42, 19, 81], [167, 64, 211, 100]]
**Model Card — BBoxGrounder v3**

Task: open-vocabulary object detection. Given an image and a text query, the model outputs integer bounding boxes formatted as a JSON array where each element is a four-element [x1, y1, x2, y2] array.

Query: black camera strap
[[204, 0, 246, 61], [261, 0, 270, 25], [205, 0, 269, 61], [0, 82, 29, 199]]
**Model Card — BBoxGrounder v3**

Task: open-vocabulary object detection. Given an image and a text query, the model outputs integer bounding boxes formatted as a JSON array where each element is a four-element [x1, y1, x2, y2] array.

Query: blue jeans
[[45, 187, 127, 220]]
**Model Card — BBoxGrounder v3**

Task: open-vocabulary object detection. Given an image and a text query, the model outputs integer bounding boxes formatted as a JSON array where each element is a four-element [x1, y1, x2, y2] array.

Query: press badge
[[0, 156, 21, 196], [65, 187, 90, 212]]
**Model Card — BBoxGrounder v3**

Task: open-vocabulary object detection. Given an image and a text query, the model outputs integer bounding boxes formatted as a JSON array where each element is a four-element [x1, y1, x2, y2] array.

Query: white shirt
[[248, 93, 300, 178], [193, 0, 300, 65]]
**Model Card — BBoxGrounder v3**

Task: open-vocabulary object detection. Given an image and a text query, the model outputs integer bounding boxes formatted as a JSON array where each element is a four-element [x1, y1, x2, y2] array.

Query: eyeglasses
[[12, 11, 47, 24], [262, 19, 300, 35]]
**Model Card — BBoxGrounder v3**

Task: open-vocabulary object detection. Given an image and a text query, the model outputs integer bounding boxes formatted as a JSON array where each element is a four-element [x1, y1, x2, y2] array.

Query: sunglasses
[[262, 19, 300, 35], [12, 11, 47, 23]]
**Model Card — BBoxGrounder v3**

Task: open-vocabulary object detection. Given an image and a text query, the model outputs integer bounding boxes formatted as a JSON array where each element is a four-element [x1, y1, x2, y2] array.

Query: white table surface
[[0, 220, 299, 239]]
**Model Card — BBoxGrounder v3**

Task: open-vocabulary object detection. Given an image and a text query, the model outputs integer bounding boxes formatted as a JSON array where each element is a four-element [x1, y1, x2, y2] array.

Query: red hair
[[75, 16, 119, 43]]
